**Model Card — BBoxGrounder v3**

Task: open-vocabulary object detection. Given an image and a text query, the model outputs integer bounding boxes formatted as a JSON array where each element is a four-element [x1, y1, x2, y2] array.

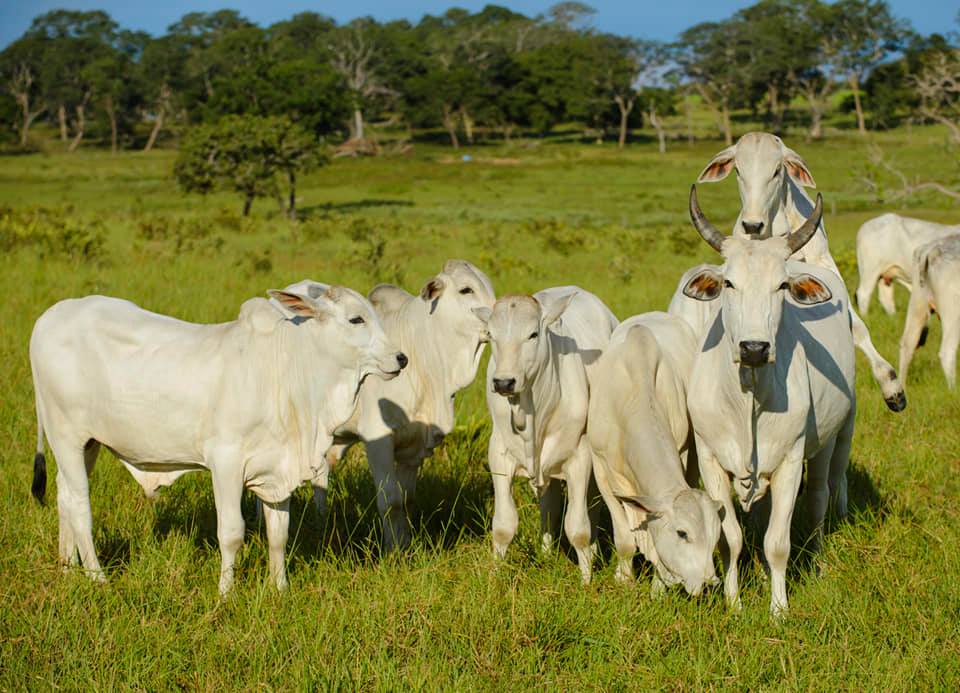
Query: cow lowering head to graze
[[587, 314, 722, 597], [29, 284, 404, 595], [295, 260, 496, 550], [682, 186, 857, 616], [694, 131, 905, 412], [475, 288, 618, 584], [898, 235, 960, 389]]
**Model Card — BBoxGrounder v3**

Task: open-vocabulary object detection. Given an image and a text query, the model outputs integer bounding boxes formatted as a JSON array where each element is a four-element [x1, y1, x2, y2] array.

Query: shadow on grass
[[298, 199, 414, 219]]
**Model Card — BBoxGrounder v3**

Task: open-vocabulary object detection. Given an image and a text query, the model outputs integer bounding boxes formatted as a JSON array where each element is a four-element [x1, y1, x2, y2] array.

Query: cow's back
[[534, 286, 617, 383]]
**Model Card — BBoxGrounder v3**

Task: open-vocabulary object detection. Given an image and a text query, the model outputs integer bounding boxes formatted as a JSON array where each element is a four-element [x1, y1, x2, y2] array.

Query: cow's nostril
[[396, 352, 408, 369], [742, 221, 765, 235]]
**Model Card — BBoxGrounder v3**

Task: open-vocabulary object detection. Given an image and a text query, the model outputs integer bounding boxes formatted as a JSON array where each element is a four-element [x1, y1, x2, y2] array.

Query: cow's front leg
[[697, 435, 742, 610], [850, 307, 905, 411], [563, 440, 596, 585], [365, 435, 409, 552], [539, 478, 563, 555], [765, 454, 804, 618], [210, 451, 245, 596], [489, 434, 518, 560], [261, 497, 290, 591]]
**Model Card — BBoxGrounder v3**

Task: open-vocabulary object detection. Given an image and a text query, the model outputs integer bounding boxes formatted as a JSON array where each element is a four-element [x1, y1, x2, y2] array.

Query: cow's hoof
[[884, 389, 907, 412]]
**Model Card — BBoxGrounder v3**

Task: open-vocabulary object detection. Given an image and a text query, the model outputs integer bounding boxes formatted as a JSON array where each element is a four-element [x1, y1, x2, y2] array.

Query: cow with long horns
[[681, 187, 856, 616]]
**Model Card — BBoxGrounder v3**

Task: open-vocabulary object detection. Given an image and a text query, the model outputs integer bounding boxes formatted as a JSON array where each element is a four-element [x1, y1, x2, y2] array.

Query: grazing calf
[[899, 235, 960, 388], [475, 288, 617, 583], [30, 287, 405, 594], [855, 213, 959, 316], [301, 260, 495, 549], [683, 188, 856, 615], [695, 131, 904, 411], [587, 312, 721, 595]]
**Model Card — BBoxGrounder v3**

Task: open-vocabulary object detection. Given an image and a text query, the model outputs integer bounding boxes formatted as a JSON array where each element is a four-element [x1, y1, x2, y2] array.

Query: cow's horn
[[785, 193, 823, 255], [688, 185, 726, 253]]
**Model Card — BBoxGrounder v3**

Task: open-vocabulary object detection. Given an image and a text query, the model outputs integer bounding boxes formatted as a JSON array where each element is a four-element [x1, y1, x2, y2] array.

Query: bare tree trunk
[[68, 103, 86, 152], [287, 170, 297, 219], [14, 95, 43, 147], [918, 108, 960, 143], [849, 73, 866, 135], [243, 193, 254, 217], [648, 107, 666, 154], [144, 111, 164, 152], [614, 95, 634, 149], [58, 104, 68, 142], [809, 106, 823, 140], [105, 95, 118, 154], [684, 95, 694, 146], [352, 108, 365, 140], [721, 99, 733, 146], [442, 105, 459, 149]]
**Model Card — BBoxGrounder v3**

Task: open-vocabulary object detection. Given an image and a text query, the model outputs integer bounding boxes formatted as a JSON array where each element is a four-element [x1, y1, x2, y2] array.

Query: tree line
[[3, 1, 958, 154]]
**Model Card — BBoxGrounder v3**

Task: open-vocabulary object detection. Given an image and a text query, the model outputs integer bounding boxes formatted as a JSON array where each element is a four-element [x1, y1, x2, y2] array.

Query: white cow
[[587, 312, 722, 596], [682, 188, 856, 615], [855, 213, 959, 316], [692, 131, 904, 412], [899, 235, 960, 388], [30, 286, 405, 594], [300, 260, 495, 549], [475, 287, 618, 584]]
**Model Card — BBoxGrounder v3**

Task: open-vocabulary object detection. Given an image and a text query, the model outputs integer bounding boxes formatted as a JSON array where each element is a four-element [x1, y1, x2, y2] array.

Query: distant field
[[1, 128, 959, 689]]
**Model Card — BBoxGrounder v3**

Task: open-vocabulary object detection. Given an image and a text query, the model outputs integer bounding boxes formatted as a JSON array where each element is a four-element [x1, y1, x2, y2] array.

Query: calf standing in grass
[[588, 313, 721, 596], [30, 286, 405, 594], [475, 288, 617, 584], [898, 235, 960, 388]]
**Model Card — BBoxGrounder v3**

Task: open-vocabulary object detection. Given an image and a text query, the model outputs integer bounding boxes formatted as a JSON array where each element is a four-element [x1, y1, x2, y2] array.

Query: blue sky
[[1, 1, 956, 48]]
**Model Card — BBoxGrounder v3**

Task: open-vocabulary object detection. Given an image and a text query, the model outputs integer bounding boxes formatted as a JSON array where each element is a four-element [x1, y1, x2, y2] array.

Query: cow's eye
[[528, 332, 539, 340], [459, 287, 473, 295], [677, 529, 688, 541], [349, 316, 365, 325], [778, 281, 790, 291], [723, 279, 735, 289]]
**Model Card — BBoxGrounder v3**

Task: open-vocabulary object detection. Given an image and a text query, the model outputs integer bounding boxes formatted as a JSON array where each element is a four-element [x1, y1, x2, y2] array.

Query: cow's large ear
[[697, 145, 737, 183], [618, 494, 670, 529], [787, 274, 832, 304], [267, 290, 321, 318], [540, 291, 577, 327], [783, 147, 816, 188], [682, 268, 723, 301], [472, 306, 492, 341], [420, 277, 445, 302]]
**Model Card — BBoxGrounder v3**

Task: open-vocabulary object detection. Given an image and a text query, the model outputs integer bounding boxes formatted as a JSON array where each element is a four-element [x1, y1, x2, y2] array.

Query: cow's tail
[[32, 393, 47, 505]]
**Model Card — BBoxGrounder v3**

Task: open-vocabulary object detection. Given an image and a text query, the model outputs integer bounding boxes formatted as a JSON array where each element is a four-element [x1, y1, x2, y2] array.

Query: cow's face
[[269, 285, 407, 380], [473, 292, 575, 396], [697, 132, 816, 238], [419, 259, 496, 343], [620, 490, 722, 596], [684, 186, 831, 367]]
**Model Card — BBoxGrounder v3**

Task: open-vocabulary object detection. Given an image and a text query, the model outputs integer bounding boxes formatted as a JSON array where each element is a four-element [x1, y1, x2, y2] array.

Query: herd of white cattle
[[28, 132, 959, 616]]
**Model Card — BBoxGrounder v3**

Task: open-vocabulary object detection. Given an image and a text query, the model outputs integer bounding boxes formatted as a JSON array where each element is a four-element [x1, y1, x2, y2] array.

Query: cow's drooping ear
[[697, 145, 737, 183], [682, 268, 723, 301], [783, 147, 816, 188], [787, 274, 832, 305], [420, 277, 445, 302], [267, 290, 321, 318], [618, 494, 669, 528], [540, 291, 577, 328], [471, 306, 492, 341]]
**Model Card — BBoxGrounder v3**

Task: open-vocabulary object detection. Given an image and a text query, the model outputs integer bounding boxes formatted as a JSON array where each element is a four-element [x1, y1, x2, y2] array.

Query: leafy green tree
[[174, 115, 324, 217], [0, 35, 49, 146]]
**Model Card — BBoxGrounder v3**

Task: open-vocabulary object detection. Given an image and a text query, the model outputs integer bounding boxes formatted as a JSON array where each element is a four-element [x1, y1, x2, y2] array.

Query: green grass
[[2, 127, 960, 689]]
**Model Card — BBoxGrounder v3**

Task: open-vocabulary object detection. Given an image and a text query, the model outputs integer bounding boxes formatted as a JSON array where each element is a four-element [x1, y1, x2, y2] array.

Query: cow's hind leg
[[829, 412, 854, 520], [261, 497, 290, 591], [851, 307, 906, 411], [877, 277, 897, 316], [539, 478, 563, 555], [562, 440, 596, 585], [801, 438, 835, 557], [49, 435, 104, 581], [937, 304, 960, 389], [898, 284, 931, 388]]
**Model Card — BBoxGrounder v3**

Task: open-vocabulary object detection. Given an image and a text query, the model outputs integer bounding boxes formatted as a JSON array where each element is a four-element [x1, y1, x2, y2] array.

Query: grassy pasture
[[1, 128, 959, 689]]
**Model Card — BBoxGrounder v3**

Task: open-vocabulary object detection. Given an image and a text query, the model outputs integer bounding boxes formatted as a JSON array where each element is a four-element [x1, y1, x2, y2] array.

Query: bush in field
[[174, 114, 327, 217], [0, 205, 105, 259]]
